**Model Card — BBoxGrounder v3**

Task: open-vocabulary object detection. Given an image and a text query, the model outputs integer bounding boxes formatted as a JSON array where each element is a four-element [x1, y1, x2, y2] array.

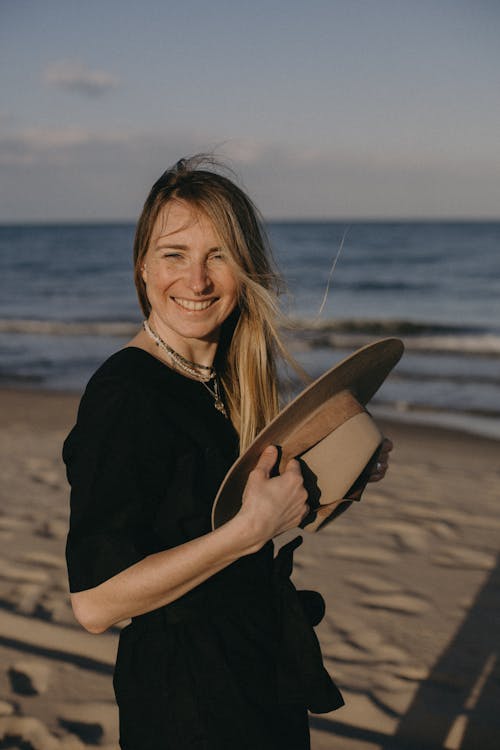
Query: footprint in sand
[[56, 702, 118, 746], [42, 597, 75, 626], [0, 701, 14, 717], [0, 560, 50, 584], [19, 551, 66, 569], [371, 520, 429, 553], [322, 640, 369, 664], [0, 715, 85, 749], [432, 546, 496, 571], [360, 591, 430, 615], [391, 664, 429, 682], [0, 516, 31, 532], [9, 660, 51, 695], [328, 546, 397, 564], [327, 628, 410, 664], [362, 491, 391, 507], [427, 520, 459, 541], [36, 518, 69, 540], [407, 506, 500, 532], [344, 573, 402, 595], [341, 626, 385, 652], [372, 643, 411, 663], [12, 582, 45, 615], [24, 458, 63, 489], [323, 629, 410, 666]]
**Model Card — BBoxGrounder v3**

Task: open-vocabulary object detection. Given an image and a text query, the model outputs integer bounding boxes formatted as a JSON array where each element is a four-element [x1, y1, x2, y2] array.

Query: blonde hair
[[133, 155, 301, 452]]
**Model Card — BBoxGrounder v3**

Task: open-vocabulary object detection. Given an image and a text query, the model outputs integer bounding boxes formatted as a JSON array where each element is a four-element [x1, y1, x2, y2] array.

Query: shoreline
[[1, 385, 499, 445]]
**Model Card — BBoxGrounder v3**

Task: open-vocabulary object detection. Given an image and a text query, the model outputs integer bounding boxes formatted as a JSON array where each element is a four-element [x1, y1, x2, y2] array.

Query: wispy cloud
[[1, 131, 499, 221], [0, 127, 130, 166], [43, 61, 119, 97]]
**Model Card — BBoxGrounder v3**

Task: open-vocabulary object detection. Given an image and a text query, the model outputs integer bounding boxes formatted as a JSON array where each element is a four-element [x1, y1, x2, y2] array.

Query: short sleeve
[[63, 376, 148, 592]]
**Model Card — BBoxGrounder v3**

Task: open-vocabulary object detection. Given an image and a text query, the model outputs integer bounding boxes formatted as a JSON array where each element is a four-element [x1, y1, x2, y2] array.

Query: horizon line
[[1, 216, 500, 227]]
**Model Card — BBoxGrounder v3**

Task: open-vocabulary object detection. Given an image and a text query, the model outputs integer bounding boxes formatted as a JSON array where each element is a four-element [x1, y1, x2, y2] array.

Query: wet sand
[[0, 389, 498, 749]]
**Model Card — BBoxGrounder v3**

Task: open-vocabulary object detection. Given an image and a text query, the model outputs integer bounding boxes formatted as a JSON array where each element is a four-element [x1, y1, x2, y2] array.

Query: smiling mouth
[[172, 297, 217, 311]]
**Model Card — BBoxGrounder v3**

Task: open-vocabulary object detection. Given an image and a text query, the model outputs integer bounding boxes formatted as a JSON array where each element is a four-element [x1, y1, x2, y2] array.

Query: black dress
[[63, 348, 343, 750]]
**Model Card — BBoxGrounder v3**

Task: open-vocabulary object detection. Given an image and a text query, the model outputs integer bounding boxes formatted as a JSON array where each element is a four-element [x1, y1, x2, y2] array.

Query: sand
[[0, 389, 499, 749]]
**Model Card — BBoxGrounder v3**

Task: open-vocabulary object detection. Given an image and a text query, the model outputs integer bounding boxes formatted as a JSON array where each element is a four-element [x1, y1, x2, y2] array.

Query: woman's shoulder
[[88, 346, 162, 386], [72, 348, 163, 425], [63, 349, 164, 458], [82, 347, 166, 400]]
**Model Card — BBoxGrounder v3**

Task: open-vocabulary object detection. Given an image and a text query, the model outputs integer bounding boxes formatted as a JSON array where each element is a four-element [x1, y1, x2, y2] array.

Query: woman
[[64, 156, 391, 749]]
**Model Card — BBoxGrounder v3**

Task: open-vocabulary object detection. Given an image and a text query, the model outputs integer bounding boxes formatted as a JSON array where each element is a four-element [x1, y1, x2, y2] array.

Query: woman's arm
[[71, 446, 308, 634]]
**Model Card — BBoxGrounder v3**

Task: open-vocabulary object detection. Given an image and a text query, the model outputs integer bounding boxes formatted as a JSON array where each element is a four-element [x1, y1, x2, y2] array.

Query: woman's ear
[[141, 263, 148, 282]]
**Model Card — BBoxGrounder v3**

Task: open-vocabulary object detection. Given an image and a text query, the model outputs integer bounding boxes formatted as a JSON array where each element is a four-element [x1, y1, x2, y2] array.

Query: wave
[[0, 319, 140, 336], [291, 332, 500, 356], [0, 316, 490, 336], [286, 318, 500, 356], [374, 399, 500, 421], [389, 371, 500, 386], [2, 317, 500, 356], [287, 317, 491, 335]]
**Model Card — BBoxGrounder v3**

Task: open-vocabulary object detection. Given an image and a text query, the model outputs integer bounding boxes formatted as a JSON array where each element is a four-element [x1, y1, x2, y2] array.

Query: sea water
[[1, 221, 499, 437]]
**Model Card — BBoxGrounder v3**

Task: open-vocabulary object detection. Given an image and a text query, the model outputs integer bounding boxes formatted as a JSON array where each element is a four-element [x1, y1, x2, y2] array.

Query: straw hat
[[212, 338, 404, 533]]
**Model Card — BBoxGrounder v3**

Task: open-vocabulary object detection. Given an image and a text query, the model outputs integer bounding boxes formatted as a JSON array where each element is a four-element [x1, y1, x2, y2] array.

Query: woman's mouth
[[172, 297, 217, 311]]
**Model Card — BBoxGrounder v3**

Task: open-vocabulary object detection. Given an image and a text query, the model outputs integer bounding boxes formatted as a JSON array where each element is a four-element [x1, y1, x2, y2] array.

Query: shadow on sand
[[311, 552, 500, 749]]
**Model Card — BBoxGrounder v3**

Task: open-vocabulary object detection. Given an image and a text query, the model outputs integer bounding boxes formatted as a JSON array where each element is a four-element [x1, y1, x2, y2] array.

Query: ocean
[[1, 221, 499, 438]]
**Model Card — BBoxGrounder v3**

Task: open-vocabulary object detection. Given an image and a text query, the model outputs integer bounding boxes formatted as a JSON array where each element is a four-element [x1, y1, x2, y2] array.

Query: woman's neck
[[145, 314, 219, 369]]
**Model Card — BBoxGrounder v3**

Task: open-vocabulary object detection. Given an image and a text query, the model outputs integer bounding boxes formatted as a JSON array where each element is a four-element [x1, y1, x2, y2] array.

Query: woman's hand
[[343, 437, 393, 502], [239, 445, 309, 543], [367, 437, 393, 482]]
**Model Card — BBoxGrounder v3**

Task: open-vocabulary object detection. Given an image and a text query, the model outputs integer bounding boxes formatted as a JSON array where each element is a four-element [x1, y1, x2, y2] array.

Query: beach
[[0, 388, 498, 749]]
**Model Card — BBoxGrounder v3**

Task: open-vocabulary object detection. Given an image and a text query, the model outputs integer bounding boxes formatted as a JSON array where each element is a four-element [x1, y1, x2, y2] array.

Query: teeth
[[173, 298, 215, 311]]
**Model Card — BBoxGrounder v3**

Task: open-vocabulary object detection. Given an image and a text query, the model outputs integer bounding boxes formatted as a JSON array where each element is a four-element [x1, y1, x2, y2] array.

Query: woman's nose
[[187, 261, 211, 294]]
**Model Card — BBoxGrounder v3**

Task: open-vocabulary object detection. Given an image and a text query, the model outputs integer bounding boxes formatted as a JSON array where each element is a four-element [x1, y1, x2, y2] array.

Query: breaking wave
[[2, 317, 500, 356], [0, 319, 140, 336]]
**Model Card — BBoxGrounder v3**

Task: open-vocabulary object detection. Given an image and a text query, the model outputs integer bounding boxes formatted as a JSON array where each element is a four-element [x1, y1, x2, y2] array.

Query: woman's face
[[142, 200, 239, 351]]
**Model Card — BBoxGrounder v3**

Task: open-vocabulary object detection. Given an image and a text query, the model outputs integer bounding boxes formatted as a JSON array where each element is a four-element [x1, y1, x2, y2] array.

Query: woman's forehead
[[153, 200, 216, 241]]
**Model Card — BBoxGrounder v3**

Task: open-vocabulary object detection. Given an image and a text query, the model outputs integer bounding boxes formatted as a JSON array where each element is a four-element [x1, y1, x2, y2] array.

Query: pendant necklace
[[143, 321, 228, 418]]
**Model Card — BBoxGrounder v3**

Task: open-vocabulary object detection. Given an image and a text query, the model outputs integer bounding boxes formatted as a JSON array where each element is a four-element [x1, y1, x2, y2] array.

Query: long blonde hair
[[133, 155, 301, 452]]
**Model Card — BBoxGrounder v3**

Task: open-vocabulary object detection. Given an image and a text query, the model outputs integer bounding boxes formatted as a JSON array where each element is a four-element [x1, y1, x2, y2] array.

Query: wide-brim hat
[[212, 337, 404, 533]]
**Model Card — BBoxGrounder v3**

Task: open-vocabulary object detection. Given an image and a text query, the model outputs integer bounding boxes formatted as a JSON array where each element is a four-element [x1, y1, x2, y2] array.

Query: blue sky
[[1, 0, 499, 220]]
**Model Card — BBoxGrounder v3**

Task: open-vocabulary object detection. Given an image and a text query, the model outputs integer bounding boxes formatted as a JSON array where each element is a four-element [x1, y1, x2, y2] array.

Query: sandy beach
[[0, 388, 498, 749]]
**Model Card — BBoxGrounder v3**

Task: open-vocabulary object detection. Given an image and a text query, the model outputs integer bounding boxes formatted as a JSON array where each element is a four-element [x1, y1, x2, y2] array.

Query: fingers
[[253, 445, 278, 478], [283, 457, 303, 476], [367, 437, 393, 482], [378, 438, 393, 457], [242, 447, 309, 539]]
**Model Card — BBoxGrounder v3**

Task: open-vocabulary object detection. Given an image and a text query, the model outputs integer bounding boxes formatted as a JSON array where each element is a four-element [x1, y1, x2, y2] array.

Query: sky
[[1, 0, 499, 221]]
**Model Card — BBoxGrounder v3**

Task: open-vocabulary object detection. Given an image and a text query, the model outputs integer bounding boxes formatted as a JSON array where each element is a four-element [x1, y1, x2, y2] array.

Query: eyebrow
[[155, 243, 189, 251], [154, 243, 223, 252]]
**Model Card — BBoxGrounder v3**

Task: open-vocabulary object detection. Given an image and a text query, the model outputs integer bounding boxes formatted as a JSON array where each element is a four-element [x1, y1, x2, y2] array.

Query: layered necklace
[[143, 320, 228, 418]]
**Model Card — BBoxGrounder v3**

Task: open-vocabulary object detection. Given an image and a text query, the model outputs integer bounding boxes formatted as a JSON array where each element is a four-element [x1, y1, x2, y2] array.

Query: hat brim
[[211, 337, 404, 530]]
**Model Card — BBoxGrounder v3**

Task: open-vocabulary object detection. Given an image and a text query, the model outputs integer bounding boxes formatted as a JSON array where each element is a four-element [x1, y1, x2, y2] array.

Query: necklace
[[143, 321, 228, 418]]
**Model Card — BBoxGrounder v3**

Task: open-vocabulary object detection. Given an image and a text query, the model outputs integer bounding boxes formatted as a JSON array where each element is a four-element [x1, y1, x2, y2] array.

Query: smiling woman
[[63, 156, 358, 750], [131, 156, 292, 452], [138, 201, 239, 365]]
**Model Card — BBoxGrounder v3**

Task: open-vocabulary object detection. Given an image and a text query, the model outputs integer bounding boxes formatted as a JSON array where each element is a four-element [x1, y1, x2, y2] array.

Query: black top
[[63, 348, 342, 750]]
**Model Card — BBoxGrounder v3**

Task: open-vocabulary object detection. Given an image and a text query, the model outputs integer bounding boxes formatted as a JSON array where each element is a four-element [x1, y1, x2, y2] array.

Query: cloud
[[43, 61, 119, 97], [0, 130, 499, 221], [0, 127, 130, 166]]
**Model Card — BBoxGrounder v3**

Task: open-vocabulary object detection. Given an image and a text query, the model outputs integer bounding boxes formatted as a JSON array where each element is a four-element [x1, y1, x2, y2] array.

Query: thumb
[[254, 445, 278, 478]]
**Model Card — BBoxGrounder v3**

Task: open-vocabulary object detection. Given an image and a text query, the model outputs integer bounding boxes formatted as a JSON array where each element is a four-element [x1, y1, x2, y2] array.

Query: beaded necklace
[[143, 320, 228, 418]]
